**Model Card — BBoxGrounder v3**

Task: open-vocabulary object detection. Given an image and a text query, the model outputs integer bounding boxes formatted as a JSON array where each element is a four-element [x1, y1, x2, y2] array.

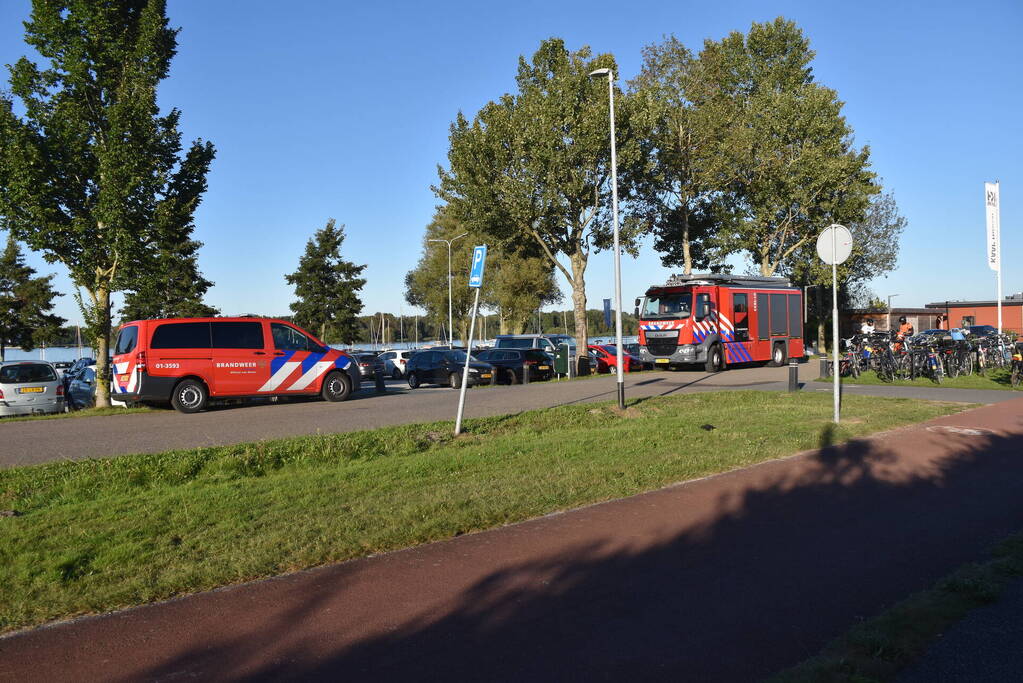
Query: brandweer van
[[111, 317, 360, 413]]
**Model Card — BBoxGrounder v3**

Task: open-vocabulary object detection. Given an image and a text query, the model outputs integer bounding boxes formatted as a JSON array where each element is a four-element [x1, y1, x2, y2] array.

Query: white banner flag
[[985, 181, 1000, 271]]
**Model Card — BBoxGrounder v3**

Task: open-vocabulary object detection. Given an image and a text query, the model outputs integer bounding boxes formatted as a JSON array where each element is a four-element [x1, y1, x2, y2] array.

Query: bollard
[[788, 357, 799, 392], [522, 363, 530, 385], [374, 368, 386, 394]]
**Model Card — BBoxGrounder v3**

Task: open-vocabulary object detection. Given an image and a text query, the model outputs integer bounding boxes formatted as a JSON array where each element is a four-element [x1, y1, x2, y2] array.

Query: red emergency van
[[111, 317, 360, 413], [635, 274, 804, 371]]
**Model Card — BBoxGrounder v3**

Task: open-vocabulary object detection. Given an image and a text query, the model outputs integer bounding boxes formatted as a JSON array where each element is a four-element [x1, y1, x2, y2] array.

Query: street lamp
[[887, 294, 899, 331], [429, 232, 468, 347], [589, 66, 625, 410]]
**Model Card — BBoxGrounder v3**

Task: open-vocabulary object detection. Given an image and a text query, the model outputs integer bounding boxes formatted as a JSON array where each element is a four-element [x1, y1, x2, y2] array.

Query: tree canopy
[[0, 234, 65, 361]]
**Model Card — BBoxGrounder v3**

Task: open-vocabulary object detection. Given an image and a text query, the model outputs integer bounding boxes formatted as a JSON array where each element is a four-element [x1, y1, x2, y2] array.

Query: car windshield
[[1, 364, 57, 384], [641, 292, 691, 320]]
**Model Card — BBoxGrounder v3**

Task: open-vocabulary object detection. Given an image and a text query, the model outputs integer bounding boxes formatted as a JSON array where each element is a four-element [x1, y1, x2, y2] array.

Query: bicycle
[[1011, 343, 1023, 389]]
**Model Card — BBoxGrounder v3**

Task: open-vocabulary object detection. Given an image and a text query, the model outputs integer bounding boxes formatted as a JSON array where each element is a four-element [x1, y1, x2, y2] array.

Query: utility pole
[[429, 232, 468, 347]]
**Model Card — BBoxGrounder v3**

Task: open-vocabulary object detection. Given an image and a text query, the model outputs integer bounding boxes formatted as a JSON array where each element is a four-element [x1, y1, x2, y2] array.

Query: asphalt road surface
[[1, 362, 1016, 467]]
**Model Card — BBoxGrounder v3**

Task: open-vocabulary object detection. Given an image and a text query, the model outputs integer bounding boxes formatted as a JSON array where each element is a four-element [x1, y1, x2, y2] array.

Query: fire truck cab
[[635, 273, 804, 371]]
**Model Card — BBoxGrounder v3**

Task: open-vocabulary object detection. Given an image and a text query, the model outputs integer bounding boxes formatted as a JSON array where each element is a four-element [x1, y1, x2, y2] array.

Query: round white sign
[[816, 224, 853, 265]]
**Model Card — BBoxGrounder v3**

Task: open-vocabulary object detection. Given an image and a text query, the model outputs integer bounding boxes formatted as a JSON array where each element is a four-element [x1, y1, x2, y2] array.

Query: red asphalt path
[[3, 398, 1023, 682]]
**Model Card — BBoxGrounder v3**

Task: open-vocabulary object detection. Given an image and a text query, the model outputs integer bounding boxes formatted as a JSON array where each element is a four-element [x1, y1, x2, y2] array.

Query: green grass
[[816, 368, 1016, 391], [1, 406, 155, 423], [0, 391, 965, 633], [769, 530, 1023, 683]]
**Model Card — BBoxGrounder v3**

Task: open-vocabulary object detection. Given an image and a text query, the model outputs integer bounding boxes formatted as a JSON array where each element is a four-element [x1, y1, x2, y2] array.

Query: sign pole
[[832, 232, 840, 425], [986, 181, 1002, 334], [816, 224, 852, 425], [455, 245, 488, 436]]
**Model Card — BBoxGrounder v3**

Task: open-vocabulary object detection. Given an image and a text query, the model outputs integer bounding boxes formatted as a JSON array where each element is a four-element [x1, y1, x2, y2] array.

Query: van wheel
[[769, 343, 786, 367], [704, 344, 723, 373], [171, 379, 208, 414], [408, 372, 420, 389], [321, 371, 351, 402]]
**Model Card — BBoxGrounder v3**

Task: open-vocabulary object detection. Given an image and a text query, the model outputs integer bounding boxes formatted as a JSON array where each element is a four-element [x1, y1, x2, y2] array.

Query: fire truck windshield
[[641, 292, 692, 320]]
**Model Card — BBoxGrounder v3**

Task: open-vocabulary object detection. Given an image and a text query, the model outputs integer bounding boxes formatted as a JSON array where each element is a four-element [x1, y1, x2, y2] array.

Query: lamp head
[[588, 68, 611, 78]]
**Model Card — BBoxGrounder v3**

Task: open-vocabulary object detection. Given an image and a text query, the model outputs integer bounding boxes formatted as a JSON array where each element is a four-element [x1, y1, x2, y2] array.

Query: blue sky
[[2, 0, 1020, 326]]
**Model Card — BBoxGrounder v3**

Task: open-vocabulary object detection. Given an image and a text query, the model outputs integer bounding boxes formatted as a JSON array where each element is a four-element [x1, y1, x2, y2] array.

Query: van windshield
[[641, 292, 692, 320]]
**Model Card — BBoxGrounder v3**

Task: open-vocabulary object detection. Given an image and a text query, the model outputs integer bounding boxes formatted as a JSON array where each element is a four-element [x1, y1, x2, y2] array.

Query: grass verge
[[769, 530, 1023, 683], [1, 406, 154, 423], [0, 391, 965, 634], [815, 368, 1015, 391]]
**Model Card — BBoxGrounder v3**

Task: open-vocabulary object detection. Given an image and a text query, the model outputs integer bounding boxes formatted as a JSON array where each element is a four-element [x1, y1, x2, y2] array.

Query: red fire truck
[[635, 273, 804, 371]]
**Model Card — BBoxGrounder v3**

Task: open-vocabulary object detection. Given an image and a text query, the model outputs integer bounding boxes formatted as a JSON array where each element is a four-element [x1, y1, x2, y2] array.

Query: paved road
[[1, 362, 1016, 467], [2, 395, 1021, 681]]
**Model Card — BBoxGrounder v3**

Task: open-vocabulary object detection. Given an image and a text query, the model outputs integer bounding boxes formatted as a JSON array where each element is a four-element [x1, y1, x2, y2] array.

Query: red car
[[587, 344, 643, 373], [111, 317, 360, 413]]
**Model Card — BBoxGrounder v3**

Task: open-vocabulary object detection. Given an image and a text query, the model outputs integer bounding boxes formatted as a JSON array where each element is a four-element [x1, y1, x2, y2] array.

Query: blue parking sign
[[468, 245, 487, 288]]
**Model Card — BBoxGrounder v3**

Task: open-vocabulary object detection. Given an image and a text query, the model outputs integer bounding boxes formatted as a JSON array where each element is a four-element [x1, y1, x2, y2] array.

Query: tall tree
[[629, 36, 731, 274], [437, 38, 645, 367], [700, 18, 877, 276], [285, 219, 367, 344], [120, 237, 218, 321], [0, 0, 215, 406], [0, 234, 65, 361]]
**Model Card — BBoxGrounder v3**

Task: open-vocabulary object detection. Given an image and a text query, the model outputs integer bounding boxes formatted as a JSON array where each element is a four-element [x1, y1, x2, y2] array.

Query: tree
[[487, 243, 562, 334], [120, 237, 218, 321], [0, 234, 65, 361], [437, 38, 645, 367], [629, 36, 731, 274], [285, 219, 367, 344], [700, 18, 877, 277], [0, 0, 215, 406]]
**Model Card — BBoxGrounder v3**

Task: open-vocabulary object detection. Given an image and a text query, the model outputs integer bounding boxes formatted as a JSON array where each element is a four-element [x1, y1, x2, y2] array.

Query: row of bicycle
[[826, 331, 1023, 386]]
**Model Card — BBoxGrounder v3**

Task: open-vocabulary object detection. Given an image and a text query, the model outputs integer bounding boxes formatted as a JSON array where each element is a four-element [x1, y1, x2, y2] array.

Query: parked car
[[353, 353, 385, 379], [587, 344, 644, 374], [494, 334, 575, 356], [0, 361, 66, 417], [65, 364, 128, 410], [406, 349, 494, 389], [474, 348, 553, 384], [51, 361, 73, 376], [378, 349, 415, 379], [110, 317, 360, 413], [64, 357, 96, 382], [623, 343, 654, 370], [968, 325, 998, 337]]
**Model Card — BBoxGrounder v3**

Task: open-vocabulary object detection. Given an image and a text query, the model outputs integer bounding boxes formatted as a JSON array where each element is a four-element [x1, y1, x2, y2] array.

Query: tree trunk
[[816, 287, 826, 353], [1, 341, 5, 362], [682, 212, 692, 275], [569, 250, 588, 368], [94, 286, 112, 408]]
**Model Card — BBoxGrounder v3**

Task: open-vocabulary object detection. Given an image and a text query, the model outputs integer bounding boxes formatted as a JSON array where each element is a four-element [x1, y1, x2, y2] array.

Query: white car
[[0, 361, 66, 417], [66, 364, 128, 410], [377, 350, 415, 379]]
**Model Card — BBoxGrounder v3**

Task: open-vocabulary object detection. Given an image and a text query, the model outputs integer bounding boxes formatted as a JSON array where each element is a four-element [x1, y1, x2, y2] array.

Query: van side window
[[271, 323, 318, 352], [115, 326, 138, 355], [151, 322, 211, 349], [212, 321, 264, 349]]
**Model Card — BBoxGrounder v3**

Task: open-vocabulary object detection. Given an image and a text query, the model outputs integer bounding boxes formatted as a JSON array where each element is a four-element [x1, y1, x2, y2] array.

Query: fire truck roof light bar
[[661, 273, 793, 288]]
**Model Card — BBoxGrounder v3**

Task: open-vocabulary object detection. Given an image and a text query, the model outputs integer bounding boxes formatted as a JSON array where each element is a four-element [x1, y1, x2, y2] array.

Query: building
[[841, 308, 933, 338], [925, 295, 1023, 335]]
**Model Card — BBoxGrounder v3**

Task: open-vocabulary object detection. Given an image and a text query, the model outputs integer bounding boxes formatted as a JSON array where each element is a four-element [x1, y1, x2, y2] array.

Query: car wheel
[[321, 371, 351, 402], [391, 367, 401, 380], [449, 372, 462, 389], [704, 344, 723, 373], [507, 368, 520, 385], [408, 372, 420, 389], [171, 378, 208, 414]]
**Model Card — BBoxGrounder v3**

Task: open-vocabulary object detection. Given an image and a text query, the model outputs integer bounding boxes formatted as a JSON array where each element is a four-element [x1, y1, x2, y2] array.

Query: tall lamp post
[[589, 66, 625, 410], [886, 294, 899, 331], [429, 232, 468, 347]]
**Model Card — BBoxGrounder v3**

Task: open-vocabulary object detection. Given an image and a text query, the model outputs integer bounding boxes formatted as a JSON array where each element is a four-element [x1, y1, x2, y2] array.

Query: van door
[[211, 320, 269, 396], [147, 321, 213, 390]]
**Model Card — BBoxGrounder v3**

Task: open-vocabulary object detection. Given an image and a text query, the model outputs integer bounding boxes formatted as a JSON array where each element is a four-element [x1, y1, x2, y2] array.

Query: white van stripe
[[127, 364, 138, 392], [258, 361, 301, 392], [286, 361, 334, 391]]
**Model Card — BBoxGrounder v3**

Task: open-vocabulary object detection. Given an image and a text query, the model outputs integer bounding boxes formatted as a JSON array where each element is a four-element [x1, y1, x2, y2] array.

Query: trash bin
[[554, 343, 571, 376]]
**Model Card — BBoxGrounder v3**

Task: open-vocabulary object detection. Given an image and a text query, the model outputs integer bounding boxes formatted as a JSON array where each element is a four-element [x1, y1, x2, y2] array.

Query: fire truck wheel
[[321, 371, 352, 402], [171, 378, 208, 414], [769, 343, 786, 367], [705, 344, 723, 373]]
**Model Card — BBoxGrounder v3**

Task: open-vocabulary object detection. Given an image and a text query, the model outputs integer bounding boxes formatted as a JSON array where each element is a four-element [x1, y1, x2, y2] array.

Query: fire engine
[[635, 273, 805, 371]]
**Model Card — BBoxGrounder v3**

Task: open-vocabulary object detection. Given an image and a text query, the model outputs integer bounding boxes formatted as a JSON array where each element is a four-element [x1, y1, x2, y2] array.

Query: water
[[2, 347, 96, 363]]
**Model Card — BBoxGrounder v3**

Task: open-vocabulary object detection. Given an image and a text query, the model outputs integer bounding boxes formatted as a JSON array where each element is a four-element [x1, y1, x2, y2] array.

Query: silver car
[[0, 361, 66, 417]]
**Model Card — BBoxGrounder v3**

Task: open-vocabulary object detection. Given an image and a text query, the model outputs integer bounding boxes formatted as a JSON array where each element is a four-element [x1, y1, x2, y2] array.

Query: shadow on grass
[[21, 423, 1013, 682]]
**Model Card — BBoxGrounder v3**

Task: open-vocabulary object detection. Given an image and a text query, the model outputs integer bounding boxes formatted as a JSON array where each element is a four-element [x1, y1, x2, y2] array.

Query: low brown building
[[925, 296, 1023, 335]]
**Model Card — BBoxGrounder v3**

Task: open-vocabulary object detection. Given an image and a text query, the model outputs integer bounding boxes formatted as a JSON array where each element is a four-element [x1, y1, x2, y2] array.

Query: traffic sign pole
[[816, 224, 853, 425], [455, 246, 488, 436]]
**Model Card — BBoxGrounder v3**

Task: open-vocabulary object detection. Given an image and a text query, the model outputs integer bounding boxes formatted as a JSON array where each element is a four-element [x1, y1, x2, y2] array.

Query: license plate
[[481, 373, 492, 379], [538, 365, 550, 370], [18, 387, 45, 393], [655, 358, 670, 364], [118, 374, 130, 383]]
